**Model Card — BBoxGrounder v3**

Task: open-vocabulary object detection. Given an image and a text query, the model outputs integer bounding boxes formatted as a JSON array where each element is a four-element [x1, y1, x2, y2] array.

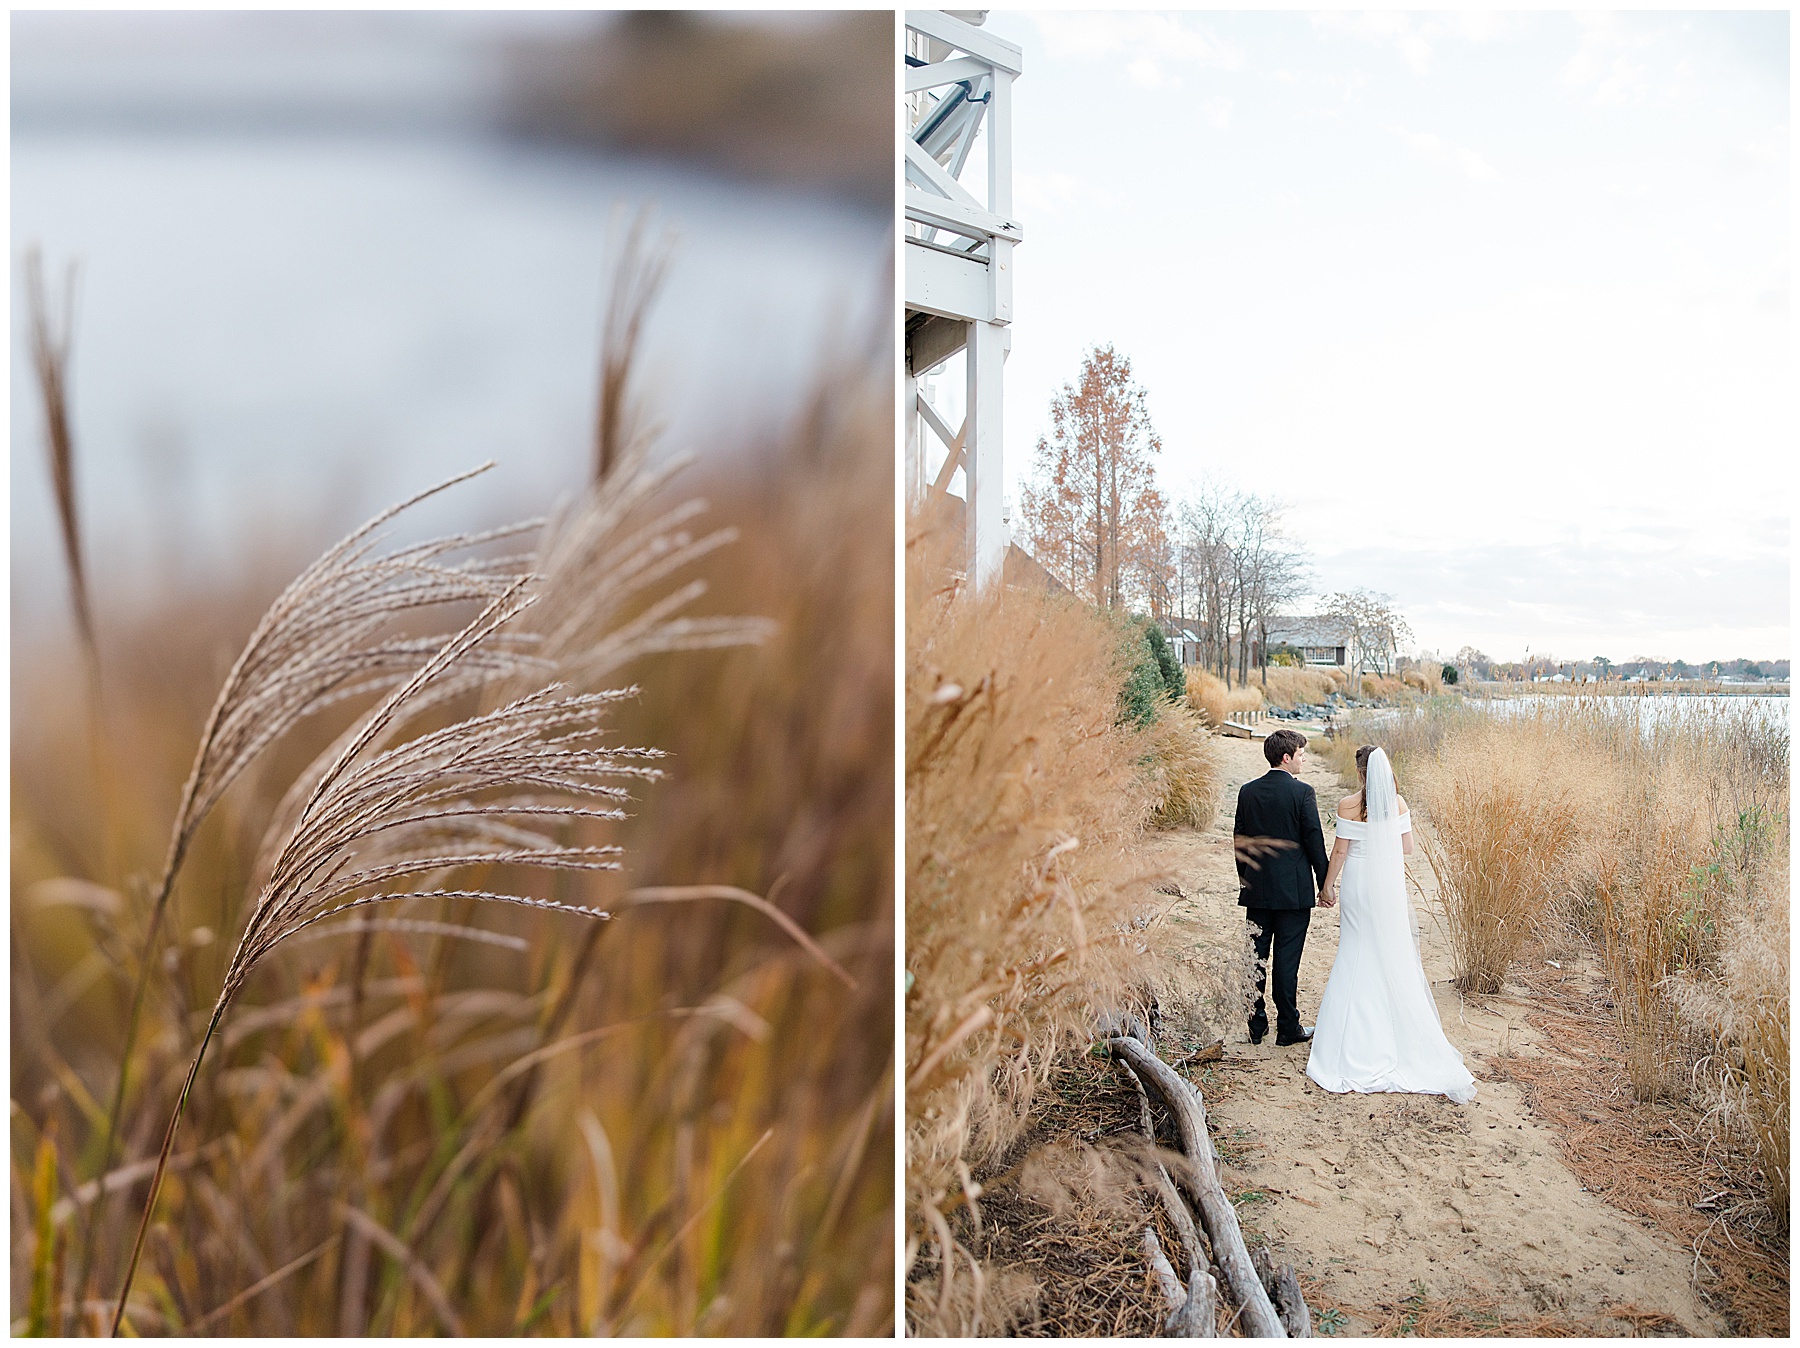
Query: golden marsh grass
[[1358, 694, 1788, 1221], [11, 257, 893, 1334]]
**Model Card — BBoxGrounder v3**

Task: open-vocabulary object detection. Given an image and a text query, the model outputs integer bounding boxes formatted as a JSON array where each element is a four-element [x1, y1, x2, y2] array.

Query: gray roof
[[1265, 615, 1352, 645]]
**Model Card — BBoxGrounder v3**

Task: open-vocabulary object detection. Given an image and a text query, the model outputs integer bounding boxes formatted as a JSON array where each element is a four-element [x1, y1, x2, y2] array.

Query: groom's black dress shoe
[[1275, 1026, 1315, 1047]]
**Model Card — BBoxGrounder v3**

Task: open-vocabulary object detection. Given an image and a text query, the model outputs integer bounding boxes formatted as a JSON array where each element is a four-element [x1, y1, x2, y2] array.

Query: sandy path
[[1147, 734, 1725, 1335]]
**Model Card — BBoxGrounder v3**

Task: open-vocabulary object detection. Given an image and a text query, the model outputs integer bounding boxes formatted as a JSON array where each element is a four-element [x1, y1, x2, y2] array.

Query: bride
[[1305, 745, 1476, 1103]]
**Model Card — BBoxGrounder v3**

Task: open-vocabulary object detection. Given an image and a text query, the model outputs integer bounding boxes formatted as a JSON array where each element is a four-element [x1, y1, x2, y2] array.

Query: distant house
[[1156, 618, 1205, 667], [1259, 615, 1360, 671]]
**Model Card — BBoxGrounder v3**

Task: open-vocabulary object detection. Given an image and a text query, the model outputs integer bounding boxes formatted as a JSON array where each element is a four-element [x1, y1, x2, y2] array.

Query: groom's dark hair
[[1264, 728, 1308, 767]]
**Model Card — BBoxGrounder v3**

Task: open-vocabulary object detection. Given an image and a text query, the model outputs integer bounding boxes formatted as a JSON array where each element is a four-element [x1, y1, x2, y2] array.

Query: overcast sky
[[959, 9, 1788, 665]]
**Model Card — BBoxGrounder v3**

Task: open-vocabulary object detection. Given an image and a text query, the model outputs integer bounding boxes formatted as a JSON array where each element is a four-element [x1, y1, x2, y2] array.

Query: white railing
[[904, 10, 1022, 593]]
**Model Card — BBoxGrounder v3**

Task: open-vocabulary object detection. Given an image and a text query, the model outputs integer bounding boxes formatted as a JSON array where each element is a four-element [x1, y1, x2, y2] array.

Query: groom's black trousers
[[1245, 907, 1310, 1042]]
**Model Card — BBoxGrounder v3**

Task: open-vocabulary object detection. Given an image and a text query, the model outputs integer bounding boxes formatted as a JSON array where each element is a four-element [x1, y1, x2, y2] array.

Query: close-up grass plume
[[11, 221, 894, 1336]]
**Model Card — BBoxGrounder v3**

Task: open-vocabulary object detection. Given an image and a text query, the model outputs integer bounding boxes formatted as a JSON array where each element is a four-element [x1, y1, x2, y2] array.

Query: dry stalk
[[24, 246, 98, 684], [594, 204, 675, 483], [108, 505, 666, 1333], [81, 463, 546, 1309]]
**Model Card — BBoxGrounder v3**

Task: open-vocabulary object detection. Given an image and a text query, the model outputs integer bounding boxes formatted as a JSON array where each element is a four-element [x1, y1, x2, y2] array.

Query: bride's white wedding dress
[[1305, 750, 1476, 1104]]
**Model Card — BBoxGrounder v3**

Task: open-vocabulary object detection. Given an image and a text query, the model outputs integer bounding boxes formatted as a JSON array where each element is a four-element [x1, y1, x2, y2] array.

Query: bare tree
[[1323, 588, 1413, 695], [1454, 644, 1492, 681], [1161, 485, 1308, 690], [1172, 482, 1237, 683], [1248, 535, 1308, 689], [1136, 496, 1177, 619]]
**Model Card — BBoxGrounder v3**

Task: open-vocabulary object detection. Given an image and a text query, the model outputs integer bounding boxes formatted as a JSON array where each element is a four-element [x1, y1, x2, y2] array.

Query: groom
[[1234, 728, 1331, 1047]]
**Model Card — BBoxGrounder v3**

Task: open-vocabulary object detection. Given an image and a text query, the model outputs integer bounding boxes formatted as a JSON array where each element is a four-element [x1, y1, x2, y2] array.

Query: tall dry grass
[[1255, 664, 1344, 710], [1353, 672, 1406, 701], [1184, 668, 1262, 727], [1402, 664, 1443, 695], [1386, 696, 1787, 1220], [1326, 700, 1483, 787], [1670, 846, 1789, 1220], [11, 255, 892, 1334], [1145, 708, 1225, 831], [905, 523, 1159, 1334], [1413, 716, 1589, 994]]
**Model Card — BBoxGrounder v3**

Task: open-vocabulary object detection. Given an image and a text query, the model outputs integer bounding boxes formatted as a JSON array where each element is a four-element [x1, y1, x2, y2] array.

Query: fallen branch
[[1145, 1226, 1186, 1312], [1252, 1242, 1312, 1337], [1144, 1227, 1218, 1338], [1117, 1056, 1210, 1278], [1170, 1267, 1220, 1338], [1172, 1040, 1226, 1070], [1109, 1035, 1287, 1338]]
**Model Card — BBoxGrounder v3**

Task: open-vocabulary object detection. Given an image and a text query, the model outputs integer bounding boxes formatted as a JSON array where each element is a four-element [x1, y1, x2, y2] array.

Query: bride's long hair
[[1352, 743, 1382, 819]]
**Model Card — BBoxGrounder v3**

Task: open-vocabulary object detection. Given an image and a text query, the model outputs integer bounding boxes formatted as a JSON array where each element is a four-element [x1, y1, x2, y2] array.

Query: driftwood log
[[1145, 1227, 1218, 1337], [1252, 1244, 1313, 1338], [1144, 1226, 1186, 1311], [1108, 1035, 1287, 1338], [1117, 1061, 1209, 1274], [1123, 1058, 1217, 1336]]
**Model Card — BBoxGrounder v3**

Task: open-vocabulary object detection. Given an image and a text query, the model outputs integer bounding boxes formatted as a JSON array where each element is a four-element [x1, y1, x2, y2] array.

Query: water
[[1351, 692, 1791, 759], [11, 127, 889, 625], [1470, 692, 1789, 733]]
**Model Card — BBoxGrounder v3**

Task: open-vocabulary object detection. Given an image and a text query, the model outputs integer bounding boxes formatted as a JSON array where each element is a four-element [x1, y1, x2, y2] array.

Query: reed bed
[[1352, 672, 1406, 701], [1490, 954, 1787, 1333], [1360, 695, 1788, 1225], [1476, 679, 1790, 699], [1184, 668, 1264, 727], [1401, 665, 1442, 695], [1254, 664, 1345, 710], [1412, 716, 1590, 994], [905, 523, 1162, 1335], [1145, 708, 1226, 831], [11, 268, 892, 1332]]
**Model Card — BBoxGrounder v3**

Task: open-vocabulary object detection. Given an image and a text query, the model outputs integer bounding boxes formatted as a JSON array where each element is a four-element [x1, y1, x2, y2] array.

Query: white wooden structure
[[904, 10, 1021, 592]]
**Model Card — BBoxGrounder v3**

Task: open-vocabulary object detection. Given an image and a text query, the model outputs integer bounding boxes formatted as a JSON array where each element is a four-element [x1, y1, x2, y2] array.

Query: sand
[[1146, 733, 1727, 1335]]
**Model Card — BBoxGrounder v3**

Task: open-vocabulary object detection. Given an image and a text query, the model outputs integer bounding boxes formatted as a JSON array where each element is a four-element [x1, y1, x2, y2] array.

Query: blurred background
[[12, 10, 893, 1337], [11, 9, 889, 615]]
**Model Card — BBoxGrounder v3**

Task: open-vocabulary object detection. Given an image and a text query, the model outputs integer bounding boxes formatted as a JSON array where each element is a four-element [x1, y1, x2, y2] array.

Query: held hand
[[1318, 884, 1338, 908]]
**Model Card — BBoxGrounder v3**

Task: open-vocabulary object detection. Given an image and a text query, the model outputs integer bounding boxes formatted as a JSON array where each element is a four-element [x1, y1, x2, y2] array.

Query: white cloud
[[1014, 170, 1097, 216], [1446, 12, 1518, 45], [1561, 13, 1704, 107], [1737, 124, 1789, 167], [1312, 12, 1434, 74], [1126, 57, 1168, 90], [1035, 11, 1243, 89], [1310, 535, 1788, 664], [1394, 127, 1500, 184]]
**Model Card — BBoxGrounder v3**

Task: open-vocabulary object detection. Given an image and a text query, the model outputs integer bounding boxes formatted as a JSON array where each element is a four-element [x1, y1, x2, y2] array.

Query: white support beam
[[929, 426, 966, 496], [905, 241, 991, 322], [906, 10, 1023, 75], [905, 10, 1020, 597], [904, 140, 983, 211], [905, 56, 990, 92], [915, 391, 960, 453], [988, 239, 1014, 325], [904, 193, 1023, 244], [965, 319, 1006, 592], [905, 370, 920, 504], [986, 70, 1014, 218]]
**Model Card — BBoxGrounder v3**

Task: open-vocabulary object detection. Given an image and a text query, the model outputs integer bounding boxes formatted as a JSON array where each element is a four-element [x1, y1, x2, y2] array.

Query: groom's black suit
[[1234, 767, 1331, 1043]]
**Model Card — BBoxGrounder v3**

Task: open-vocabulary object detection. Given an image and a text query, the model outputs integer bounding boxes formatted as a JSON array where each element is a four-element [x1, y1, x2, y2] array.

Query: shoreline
[[1143, 734, 1734, 1335]]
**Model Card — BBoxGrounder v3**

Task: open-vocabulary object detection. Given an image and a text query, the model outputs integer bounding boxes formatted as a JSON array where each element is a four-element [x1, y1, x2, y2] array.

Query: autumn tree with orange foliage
[[1018, 345, 1167, 611]]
